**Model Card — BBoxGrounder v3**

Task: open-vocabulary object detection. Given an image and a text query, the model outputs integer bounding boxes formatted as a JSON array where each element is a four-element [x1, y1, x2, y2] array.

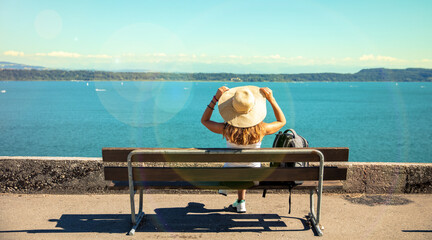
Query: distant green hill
[[0, 66, 431, 82], [353, 68, 432, 82]]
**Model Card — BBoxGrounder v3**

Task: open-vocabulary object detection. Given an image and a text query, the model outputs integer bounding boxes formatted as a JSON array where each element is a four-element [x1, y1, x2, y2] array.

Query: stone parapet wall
[[1, 157, 431, 194], [0, 157, 106, 194], [325, 162, 432, 194]]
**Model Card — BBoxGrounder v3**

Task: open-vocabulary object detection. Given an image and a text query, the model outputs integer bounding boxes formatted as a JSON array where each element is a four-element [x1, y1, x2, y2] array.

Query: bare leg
[[238, 189, 246, 200]]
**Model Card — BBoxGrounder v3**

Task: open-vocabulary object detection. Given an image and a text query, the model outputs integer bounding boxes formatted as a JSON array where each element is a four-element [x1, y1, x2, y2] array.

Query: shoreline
[[2, 80, 432, 84]]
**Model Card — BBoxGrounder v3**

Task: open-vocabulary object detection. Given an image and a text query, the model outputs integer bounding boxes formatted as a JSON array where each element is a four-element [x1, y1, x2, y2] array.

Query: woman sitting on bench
[[201, 85, 286, 213]]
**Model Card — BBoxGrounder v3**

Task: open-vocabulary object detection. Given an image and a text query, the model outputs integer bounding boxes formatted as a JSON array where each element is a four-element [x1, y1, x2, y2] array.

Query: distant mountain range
[[0, 61, 46, 70], [0, 61, 431, 82]]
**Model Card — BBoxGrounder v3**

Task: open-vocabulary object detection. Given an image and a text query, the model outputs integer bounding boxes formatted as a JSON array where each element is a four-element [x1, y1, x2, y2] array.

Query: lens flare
[[34, 10, 62, 39]]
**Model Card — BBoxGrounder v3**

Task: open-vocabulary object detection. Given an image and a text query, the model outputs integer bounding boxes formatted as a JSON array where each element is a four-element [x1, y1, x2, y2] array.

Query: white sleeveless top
[[224, 141, 262, 168]]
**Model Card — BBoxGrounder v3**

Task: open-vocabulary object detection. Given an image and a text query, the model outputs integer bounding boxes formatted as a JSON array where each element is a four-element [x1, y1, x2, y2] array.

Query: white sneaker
[[232, 200, 246, 213]]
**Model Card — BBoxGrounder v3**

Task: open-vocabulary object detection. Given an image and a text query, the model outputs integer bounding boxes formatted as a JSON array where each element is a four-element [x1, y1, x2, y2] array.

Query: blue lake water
[[0, 81, 431, 163]]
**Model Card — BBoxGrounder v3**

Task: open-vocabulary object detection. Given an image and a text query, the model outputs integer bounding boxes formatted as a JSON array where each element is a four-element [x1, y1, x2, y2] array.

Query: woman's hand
[[215, 86, 229, 100], [260, 87, 274, 101]]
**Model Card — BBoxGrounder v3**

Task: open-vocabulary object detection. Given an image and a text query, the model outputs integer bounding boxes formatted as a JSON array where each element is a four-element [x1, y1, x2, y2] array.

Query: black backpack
[[272, 128, 309, 169], [262, 129, 309, 214]]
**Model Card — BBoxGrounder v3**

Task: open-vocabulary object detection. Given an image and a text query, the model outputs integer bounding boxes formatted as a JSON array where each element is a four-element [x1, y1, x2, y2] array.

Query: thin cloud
[[228, 55, 243, 59], [36, 51, 81, 58], [376, 55, 399, 62], [33, 51, 112, 59], [253, 54, 287, 60], [86, 54, 112, 59], [151, 53, 167, 57], [359, 54, 401, 62], [359, 54, 375, 61], [251, 55, 315, 64], [269, 54, 284, 60], [4, 50, 25, 56]]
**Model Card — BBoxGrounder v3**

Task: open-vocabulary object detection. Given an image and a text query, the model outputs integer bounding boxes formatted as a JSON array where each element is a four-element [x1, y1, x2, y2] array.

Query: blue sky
[[1, 0, 431, 73]]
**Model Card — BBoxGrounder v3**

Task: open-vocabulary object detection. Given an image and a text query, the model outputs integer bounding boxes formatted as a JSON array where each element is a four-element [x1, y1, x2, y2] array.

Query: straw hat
[[218, 86, 267, 128]]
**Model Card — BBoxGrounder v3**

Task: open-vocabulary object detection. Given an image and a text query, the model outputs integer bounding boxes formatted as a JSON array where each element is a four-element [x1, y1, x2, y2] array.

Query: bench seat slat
[[104, 167, 347, 182], [102, 147, 349, 163], [108, 180, 344, 190], [131, 153, 319, 163]]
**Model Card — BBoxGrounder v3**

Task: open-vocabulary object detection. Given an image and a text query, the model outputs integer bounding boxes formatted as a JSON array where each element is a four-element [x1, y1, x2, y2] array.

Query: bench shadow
[[0, 202, 310, 234], [141, 202, 309, 233]]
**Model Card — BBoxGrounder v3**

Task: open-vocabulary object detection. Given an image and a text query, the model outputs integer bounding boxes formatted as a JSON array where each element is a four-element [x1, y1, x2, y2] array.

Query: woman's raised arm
[[260, 87, 286, 135], [201, 86, 229, 134]]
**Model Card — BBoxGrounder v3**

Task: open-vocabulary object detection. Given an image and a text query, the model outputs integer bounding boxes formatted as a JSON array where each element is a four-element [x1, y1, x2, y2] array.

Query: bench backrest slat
[[104, 167, 347, 182], [102, 147, 349, 163]]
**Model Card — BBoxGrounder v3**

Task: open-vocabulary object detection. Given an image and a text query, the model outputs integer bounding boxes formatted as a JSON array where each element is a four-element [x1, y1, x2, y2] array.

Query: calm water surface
[[0, 81, 431, 163]]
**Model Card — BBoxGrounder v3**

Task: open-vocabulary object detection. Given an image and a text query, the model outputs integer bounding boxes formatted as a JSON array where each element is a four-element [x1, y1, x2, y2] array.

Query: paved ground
[[0, 193, 431, 240]]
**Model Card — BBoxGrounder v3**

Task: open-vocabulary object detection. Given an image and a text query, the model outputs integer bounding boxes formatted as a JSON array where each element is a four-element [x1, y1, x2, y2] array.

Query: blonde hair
[[223, 122, 266, 145]]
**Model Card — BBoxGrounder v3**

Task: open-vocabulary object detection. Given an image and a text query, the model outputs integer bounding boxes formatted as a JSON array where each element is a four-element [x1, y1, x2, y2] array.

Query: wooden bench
[[102, 147, 349, 236]]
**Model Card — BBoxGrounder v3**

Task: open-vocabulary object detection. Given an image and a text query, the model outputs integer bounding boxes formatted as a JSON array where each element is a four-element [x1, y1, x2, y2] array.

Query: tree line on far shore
[[0, 68, 431, 82]]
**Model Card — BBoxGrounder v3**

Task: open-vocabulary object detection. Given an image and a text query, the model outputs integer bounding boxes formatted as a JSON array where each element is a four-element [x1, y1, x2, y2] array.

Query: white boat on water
[[1, 90, 6, 93], [95, 88, 106, 92]]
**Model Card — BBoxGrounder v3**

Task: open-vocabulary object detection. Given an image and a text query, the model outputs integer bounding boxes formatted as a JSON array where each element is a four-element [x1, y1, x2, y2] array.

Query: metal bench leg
[[309, 149, 324, 236], [129, 189, 145, 235], [138, 188, 143, 213], [127, 151, 145, 236], [129, 189, 136, 225], [309, 189, 323, 236]]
